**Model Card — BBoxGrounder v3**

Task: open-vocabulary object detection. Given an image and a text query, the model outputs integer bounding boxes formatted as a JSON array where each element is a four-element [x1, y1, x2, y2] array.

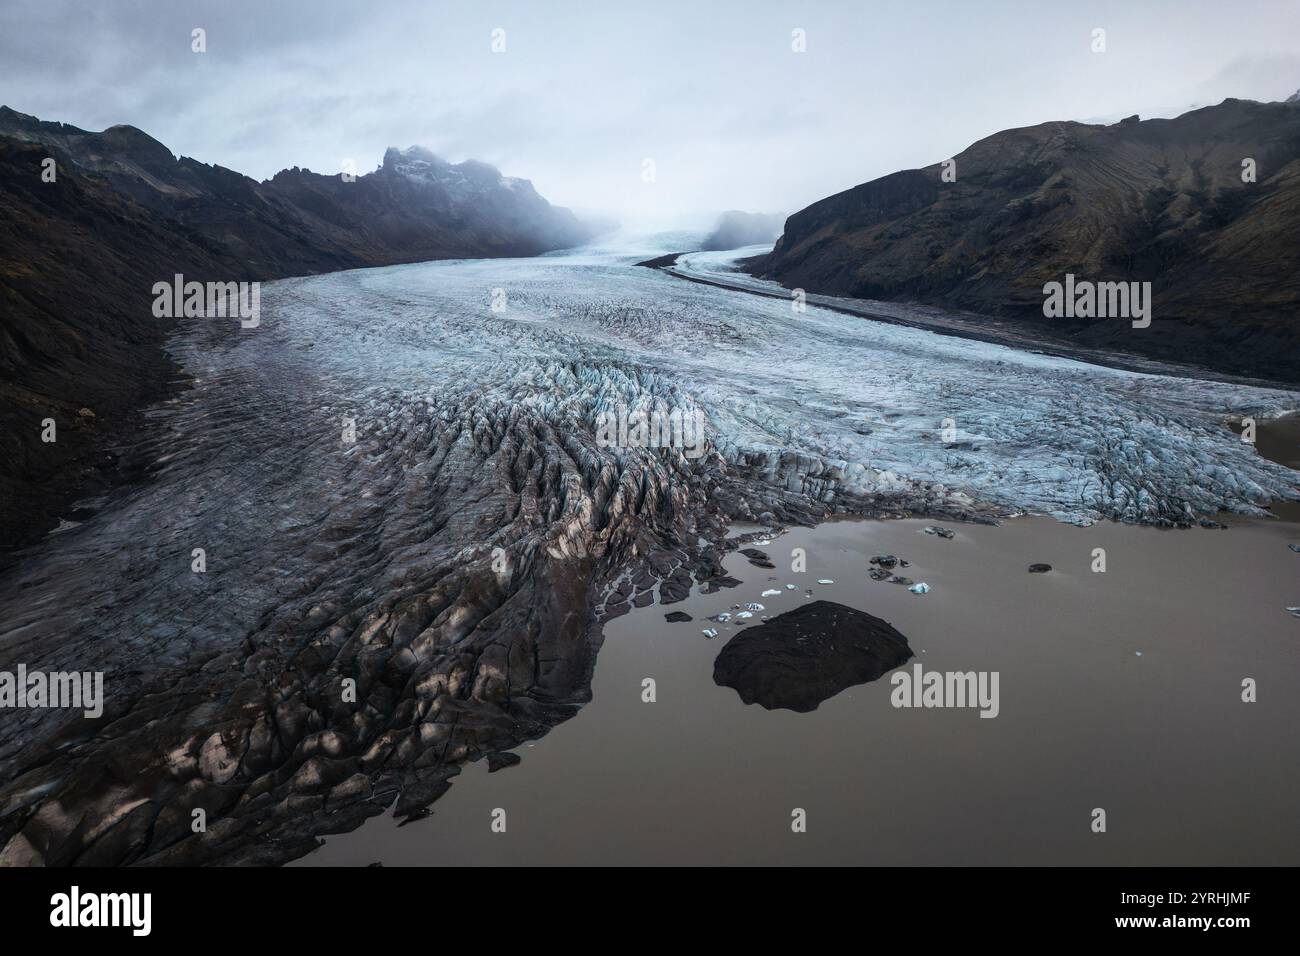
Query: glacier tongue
[[0, 234, 1296, 867]]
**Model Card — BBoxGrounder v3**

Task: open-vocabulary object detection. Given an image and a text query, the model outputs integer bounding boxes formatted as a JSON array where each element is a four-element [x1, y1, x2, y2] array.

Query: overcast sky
[[3, 0, 1299, 226]]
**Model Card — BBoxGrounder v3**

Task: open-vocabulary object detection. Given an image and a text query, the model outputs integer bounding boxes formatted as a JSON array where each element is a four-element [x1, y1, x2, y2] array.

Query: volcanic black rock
[[487, 752, 522, 773], [739, 548, 776, 569], [712, 600, 913, 712]]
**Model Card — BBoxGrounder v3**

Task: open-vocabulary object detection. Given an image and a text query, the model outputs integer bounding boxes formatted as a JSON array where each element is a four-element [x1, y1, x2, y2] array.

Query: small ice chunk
[[816, 578, 834, 585], [744, 602, 765, 611], [702, 628, 718, 638], [735, 611, 753, 620], [761, 589, 781, 597], [785, 584, 797, 590], [908, 582, 930, 594]]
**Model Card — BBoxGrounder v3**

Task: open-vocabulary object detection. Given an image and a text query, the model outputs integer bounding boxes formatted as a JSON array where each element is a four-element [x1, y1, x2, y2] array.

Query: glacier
[[264, 234, 1298, 526], [0, 232, 1296, 866]]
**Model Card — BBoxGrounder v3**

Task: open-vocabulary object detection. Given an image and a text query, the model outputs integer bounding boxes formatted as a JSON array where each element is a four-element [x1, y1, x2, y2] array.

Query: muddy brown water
[[296, 418, 1300, 866], [1255, 412, 1300, 521]]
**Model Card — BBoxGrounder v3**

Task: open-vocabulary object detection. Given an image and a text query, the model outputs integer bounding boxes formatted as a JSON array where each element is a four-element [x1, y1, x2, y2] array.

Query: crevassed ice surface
[[276, 233, 1298, 525], [1, 232, 1297, 756]]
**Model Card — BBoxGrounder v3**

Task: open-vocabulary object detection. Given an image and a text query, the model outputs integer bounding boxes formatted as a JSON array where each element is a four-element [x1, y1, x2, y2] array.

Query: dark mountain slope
[[0, 137, 248, 561], [749, 98, 1300, 381], [0, 107, 593, 558], [0, 107, 591, 274]]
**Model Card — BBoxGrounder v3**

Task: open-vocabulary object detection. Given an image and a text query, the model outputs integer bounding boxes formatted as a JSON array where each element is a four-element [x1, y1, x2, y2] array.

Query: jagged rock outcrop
[[750, 97, 1300, 382]]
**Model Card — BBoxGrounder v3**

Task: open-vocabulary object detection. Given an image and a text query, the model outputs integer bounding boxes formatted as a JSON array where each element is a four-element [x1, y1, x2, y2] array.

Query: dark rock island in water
[[712, 600, 913, 712]]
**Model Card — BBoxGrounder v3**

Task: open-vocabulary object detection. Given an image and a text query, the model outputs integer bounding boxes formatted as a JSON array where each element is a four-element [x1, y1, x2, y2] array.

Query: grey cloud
[[2, 0, 1298, 221]]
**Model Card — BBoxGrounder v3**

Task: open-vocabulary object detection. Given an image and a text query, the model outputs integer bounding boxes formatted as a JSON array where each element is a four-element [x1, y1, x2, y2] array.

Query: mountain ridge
[[748, 96, 1300, 381], [0, 106, 595, 558]]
